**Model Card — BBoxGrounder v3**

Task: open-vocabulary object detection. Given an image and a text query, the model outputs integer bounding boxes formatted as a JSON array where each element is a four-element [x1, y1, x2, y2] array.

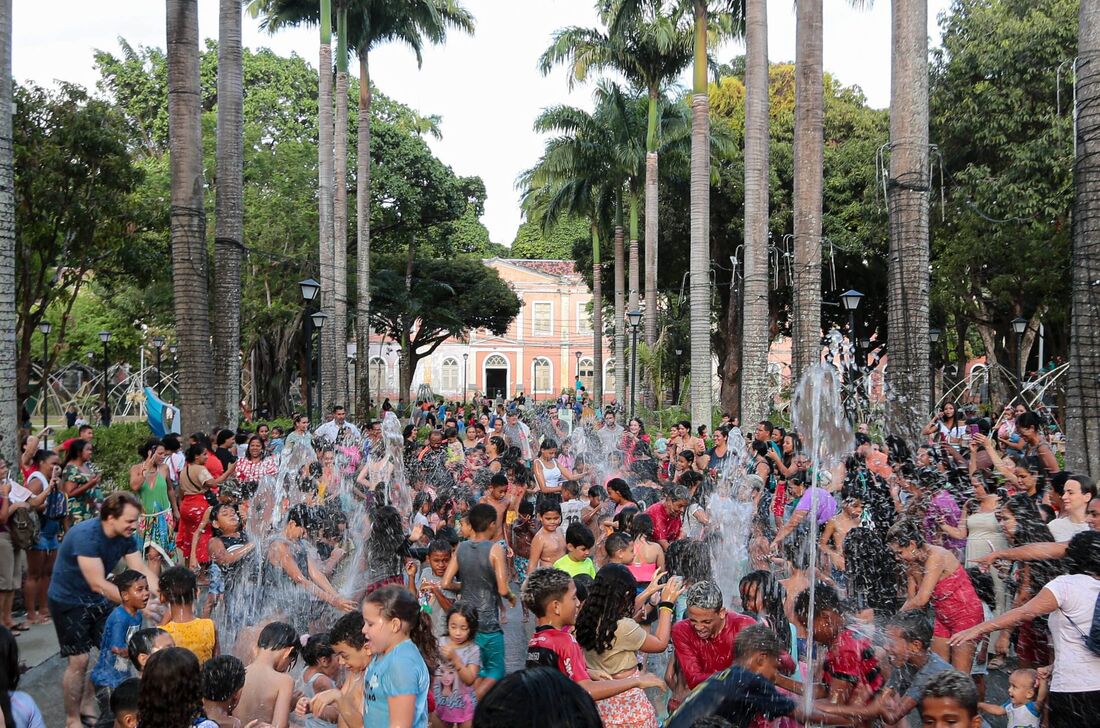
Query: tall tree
[[790, 0, 824, 385], [740, 0, 769, 425], [1068, 0, 1100, 475], [167, 0, 216, 432], [213, 0, 244, 427], [333, 4, 350, 407], [0, 0, 15, 460], [884, 0, 930, 440]]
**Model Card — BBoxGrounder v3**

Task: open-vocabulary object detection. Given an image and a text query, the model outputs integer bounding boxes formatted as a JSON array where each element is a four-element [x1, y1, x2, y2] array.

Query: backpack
[[43, 488, 67, 520], [7, 507, 39, 551], [1060, 583, 1100, 658]]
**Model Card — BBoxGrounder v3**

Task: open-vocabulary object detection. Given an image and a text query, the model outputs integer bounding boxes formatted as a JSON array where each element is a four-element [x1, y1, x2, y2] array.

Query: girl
[[434, 603, 480, 728], [606, 479, 635, 516], [138, 647, 218, 728], [159, 566, 218, 664], [299, 633, 340, 728], [361, 586, 435, 728], [364, 505, 424, 595], [886, 519, 983, 672], [127, 627, 175, 672], [532, 439, 575, 509], [626, 514, 663, 588], [412, 492, 433, 531], [922, 401, 966, 445], [819, 491, 864, 575]]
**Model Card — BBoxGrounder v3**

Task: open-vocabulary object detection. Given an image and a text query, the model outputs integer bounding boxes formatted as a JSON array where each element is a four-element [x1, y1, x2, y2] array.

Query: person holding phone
[[922, 402, 966, 446]]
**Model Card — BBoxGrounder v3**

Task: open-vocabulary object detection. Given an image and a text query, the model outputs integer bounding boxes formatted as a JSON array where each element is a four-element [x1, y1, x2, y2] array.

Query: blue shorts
[[33, 519, 61, 551], [207, 563, 225, 596], [476, 630, 506, 681]]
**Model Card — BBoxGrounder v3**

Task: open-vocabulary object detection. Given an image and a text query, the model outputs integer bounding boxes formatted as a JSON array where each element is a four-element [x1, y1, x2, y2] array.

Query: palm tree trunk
[[213, 0, 243, 429], [317, 0, 336, 417], [591, 225, 604, 406], [0, 0, 16, 461], [614, 211, 626, 406], [167, 0, 216, 433], [627, 191, 640, 410], [332, 6, 349, 409], [688, 0, 712, 428], [740, 0, 770, 426], [885, 0, 930, 441], [355, 51, 372, 418], [644, 88, 660, 350], [791, 0, 824, 385], [1067, 0, 1100, 475]]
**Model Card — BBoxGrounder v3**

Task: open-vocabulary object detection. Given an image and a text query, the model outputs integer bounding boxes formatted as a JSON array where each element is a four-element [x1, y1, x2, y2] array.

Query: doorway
[[485, 368, 507, 399]]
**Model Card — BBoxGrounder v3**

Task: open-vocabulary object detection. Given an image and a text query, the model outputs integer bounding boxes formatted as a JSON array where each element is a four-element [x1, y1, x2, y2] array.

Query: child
[[434, 603, 481, 728], [138, 647, 220, 728], [480, 473, 512, 543], [201, 655, 247, 728], [527, 500, 566, 571], [510, 501, 537, 621], [442, 503, 516, 699], [91, 569, 149, 726], [296, 634, 340, 728], [303, 611, 372, 726], [521, 567, 663, 701], [604, 532, 633, 567], [159, 565, 218, 664], [109, 677, 140, 728], [126, 627, 174, 672], [559, 481, 585, 528], [978, 668, 1045, 728], [918, 669, 983, 728], [360, 586, 435, 728], [666, 625, 845, 728], [552, 522, 597, 579], [413, 492, 433, 530], [580, 485, 610, 563], [408, 539, 456, 639], [236, 621, 298, 728]]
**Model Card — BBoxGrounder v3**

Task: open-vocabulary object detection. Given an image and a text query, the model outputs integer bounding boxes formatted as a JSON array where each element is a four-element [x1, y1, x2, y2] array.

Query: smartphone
[[968, 424, 979, 436]]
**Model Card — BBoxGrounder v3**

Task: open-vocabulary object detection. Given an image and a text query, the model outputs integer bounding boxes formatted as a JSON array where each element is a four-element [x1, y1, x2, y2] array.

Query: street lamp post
[[674, 347, 683, 406], [840, 290, 864, 372], [168, 344, 178, 398], [626, 310, 643, 419], [462, 353, 469, 405], [299, 278, 320, 419], [533, 359, 539, 402], [929, 327, 942, 407], [575, 350, 581, 378], [312, 311, 328, 420], [98, 331, 112, 423], [38, 322, 51, 429], [1011, 316, 1028, 386], [151, 335, 165, 391]]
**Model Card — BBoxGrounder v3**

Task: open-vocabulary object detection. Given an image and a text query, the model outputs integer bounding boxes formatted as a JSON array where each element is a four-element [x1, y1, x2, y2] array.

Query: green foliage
[[510, 216, 590, 259], [53, 422, 153, 493]]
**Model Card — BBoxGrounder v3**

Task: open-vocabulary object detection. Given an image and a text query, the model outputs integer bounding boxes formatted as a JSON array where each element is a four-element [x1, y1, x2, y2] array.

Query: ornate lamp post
[[98, 330, 112, 422], [299, 278, 321, 419], [626, 310, 643, 419], [462, 352, 469, 405], [1011, 316, 1028, 386], [38, 322, 51, 428], [929, 327, 942, 406], [311, 311, 328, 420], [151, 335, 165, 391]]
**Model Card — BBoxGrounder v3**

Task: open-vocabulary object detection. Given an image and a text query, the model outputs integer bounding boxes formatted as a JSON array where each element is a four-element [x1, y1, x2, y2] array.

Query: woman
[[0, 626, 46, 727], [532, 439, 575, 508], [670, 450, 695, 485], [680, 471, 710, 540], [284, 414, 313, 453], [22, 450, 61, 626], [177, 445, 235, 567], [626, 514, 664, 587], [622, 419, 649, 465], [922, 402, 966, 445], [61, 439, 101, 527], [461, 422, 482, 451], [574, 564, 683, 728], [0, 463, 25, 634], [234, 435, 276, 489], [128, 439, 177, 573], [951, 531, 1100, 728]]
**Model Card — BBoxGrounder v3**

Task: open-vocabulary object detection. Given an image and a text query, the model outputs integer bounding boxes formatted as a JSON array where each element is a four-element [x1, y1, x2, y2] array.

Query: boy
[[667, 625, 848, 728], [527, 500, 566, 571], [407, 538, 456, 638], [236, 622, 298, 728], [521, 567, 663, 701], [918, 669, 983, 728], [604, 532, 633, 567], [560, 481, 585, 528], [91, 570, 148, 728], [202, 655, 248, 728], [480, 473, 512, 543], [553, 522, 597, 579], [978, 668, 1045, 728], [442, 502, 516, 699], [308, 611, 372, 726], [108, 677, 140, 728]]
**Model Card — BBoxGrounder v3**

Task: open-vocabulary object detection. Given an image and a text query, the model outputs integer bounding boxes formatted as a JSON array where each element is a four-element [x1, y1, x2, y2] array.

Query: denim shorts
[[32, 518, 61, 552], [207, 563, 225, 596]]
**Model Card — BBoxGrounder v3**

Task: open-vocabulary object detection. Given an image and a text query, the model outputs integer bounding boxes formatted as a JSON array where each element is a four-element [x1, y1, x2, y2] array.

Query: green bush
[[52, 421, 153, 493]]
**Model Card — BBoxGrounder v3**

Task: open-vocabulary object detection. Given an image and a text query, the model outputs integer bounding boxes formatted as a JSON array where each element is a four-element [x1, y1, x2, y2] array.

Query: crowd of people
[[0, 391, 1095, 728]]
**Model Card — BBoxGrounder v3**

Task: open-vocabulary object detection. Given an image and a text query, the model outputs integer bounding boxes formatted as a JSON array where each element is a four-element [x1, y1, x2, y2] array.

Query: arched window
[[533, 357, 552, 395], [578, 357, 594, 391], [604, 359, 616, 393], [485, 354, 508, 368], [440, 357, 459, 393], [368, 357, 386, 392]]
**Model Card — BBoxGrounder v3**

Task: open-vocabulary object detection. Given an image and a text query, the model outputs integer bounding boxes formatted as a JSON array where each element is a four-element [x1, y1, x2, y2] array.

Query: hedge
[[50, 421, 153, 493]]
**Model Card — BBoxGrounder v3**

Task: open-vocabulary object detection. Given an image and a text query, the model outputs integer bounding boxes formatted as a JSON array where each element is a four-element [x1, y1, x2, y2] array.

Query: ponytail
[[409, 609, 440, 672]]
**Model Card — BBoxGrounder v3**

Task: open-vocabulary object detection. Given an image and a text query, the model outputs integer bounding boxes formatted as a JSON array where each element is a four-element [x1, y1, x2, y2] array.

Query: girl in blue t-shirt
[[361, 586, 439, 728]]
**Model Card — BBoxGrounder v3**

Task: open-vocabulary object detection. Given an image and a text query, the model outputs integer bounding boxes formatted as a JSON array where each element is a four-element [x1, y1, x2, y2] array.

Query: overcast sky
[[13, 0, 952, 246]]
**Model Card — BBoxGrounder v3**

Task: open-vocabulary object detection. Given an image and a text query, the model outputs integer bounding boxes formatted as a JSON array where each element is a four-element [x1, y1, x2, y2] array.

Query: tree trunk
[[0, 0, 15, 461], [721, 280, 742, 417], [644, 90, 660, 350], [213, 0, 243, 429], [740, 0, 770, 426], [791, 0, 824, 385], [885, 0, 930, 441], [591, 225, 604, 405], [167, 0, 216, 433], [614, 218, 626, 406], [355, 52, 372, 417], [628, 192, 640, 412], [317, 0, 336, 417], [1067, 0, 1100, 475], [688, 0, 712, 428], [332, 6, 349, 408]]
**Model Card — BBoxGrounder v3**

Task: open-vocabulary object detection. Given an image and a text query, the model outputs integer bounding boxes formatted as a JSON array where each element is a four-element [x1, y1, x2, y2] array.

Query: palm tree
[[332, 3, 350, 408], [740, 0, 769, 426], [213, 0, 243, 428], [0, 0, 15, 460], [167, 0, 217, 432], [1066, 0, 1100, 475], [539, 13, 693, 356], [884, 0, 930, 441]]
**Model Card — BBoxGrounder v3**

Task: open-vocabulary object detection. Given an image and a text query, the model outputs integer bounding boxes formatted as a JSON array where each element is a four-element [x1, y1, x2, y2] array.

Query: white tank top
[[539, 458, 562, 490]]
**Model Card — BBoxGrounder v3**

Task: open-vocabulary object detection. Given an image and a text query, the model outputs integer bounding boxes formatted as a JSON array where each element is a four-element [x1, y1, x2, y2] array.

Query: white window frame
[[578, 357, 594, 391], [440, 357, 460, 393], [368, 357, 387, 392], [604, 358, 616, 392], [576, 301, 593, 334], [532, 357, 553, 396], [531, 300, 554, 337]]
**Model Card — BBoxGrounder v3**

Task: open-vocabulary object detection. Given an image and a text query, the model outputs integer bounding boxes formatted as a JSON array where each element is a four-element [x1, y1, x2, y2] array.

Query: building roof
[[488, 258, 580, 279]]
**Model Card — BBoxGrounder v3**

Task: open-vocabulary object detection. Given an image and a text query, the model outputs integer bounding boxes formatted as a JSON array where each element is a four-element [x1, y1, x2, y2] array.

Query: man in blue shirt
[[48, 491, 158, 728]]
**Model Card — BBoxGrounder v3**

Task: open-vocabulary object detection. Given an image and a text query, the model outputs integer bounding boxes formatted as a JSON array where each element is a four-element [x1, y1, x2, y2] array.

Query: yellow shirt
[[162, 618, 217, 664]]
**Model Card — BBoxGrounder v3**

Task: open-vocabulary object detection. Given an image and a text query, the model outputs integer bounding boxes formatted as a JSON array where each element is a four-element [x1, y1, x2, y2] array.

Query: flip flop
[[10, 623, 29, 632]]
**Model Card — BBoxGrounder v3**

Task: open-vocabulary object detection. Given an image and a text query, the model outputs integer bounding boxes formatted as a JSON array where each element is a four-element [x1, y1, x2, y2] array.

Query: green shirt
[[553, 554, 596, 579]]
